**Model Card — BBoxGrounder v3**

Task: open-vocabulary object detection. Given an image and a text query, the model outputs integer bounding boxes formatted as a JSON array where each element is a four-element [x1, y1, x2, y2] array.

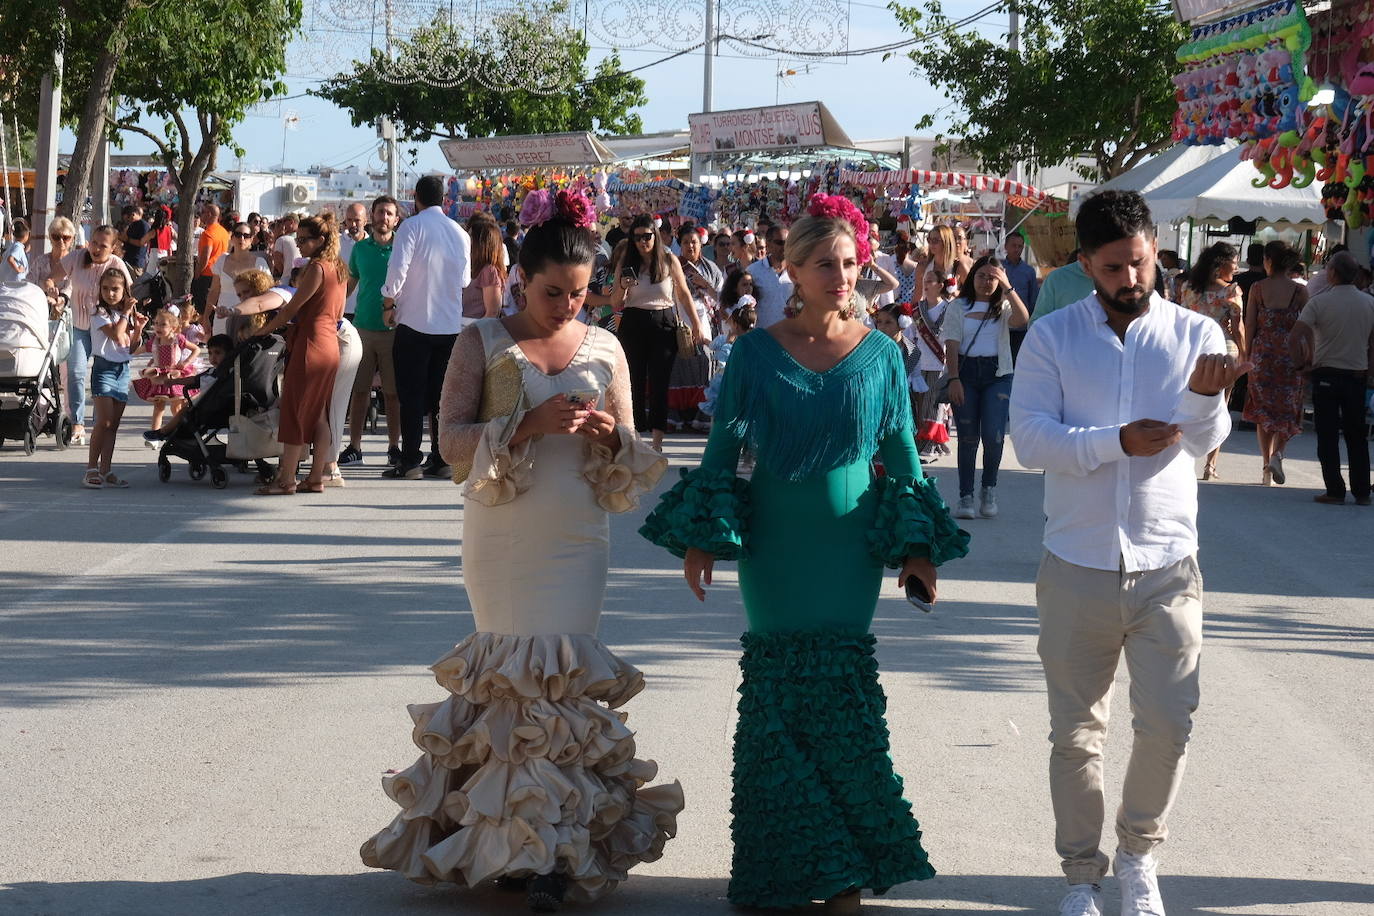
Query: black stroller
[[155, 335, 284, 488]]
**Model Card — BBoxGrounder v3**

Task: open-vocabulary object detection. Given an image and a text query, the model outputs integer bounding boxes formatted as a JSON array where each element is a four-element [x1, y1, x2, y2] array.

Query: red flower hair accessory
[[807, 193, 872, 264], [896, 301, 915, 317], [556, 189, 597, 229]]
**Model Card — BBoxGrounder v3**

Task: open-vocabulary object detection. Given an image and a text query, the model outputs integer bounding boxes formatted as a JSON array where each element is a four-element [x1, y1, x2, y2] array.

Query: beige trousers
[[1035, 550, 1204, 885]]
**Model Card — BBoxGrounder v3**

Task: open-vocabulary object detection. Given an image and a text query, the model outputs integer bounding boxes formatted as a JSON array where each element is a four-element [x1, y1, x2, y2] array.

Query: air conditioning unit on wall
[[285, 183, 314, 206]]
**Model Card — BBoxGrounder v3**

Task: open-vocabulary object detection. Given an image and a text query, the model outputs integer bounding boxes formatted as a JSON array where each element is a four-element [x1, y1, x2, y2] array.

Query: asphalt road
[[2, 410, 1371, 915]]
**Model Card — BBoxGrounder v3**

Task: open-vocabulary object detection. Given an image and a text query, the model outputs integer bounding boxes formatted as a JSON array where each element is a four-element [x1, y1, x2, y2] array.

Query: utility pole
[[702, 0, 715, 113], [33, 50, 63, 251], [1, 115, 11, 235], [383, 0, 399, 201]]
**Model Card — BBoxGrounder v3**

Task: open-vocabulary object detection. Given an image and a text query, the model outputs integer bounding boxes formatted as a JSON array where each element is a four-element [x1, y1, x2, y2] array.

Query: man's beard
[[1099, 286, 1148, 315]]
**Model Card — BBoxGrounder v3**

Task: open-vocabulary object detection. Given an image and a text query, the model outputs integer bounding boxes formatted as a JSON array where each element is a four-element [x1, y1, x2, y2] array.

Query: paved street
[[2, 412, 1372, 915]]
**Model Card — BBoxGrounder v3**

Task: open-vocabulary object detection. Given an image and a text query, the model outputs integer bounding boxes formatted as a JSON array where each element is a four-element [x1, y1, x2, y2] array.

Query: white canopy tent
[[1145, 147, 1326, 228], [1069, 142, 1238, 216]]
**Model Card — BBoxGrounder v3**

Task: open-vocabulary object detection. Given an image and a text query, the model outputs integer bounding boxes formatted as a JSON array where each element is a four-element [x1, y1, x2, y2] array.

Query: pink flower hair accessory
[[518, 189, 557, 228], [806, 193, 872, 264]]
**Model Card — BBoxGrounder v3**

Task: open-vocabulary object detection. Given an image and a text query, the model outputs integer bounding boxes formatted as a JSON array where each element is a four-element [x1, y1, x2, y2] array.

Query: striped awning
[[841, 168, 1050, 199]]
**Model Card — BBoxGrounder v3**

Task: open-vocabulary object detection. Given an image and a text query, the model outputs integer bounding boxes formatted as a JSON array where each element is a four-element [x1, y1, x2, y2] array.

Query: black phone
[[620, 266, 638, 283], [905, 575, 934, 613]]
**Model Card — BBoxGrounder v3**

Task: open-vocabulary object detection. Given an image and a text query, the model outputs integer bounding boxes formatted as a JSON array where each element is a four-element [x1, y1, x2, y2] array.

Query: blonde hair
[[233, 268, 273, 298], [926, 226, 955, 276], [179, 302, 201, 331], [47, 216, 77, 242], [782, 215, 861, 319], [783, 215, 857, 270], [299, 211, 348, 283]]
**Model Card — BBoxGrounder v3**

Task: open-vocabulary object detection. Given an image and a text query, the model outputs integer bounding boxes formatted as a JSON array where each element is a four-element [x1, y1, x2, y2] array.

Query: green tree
[[314, 6, 647, 143], [0, 0, 134, 222], [109, 0, 303, 293], [891, 0, 1185, 180]]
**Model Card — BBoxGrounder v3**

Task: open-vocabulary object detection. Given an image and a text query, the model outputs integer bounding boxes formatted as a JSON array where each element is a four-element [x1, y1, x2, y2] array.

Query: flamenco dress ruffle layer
[[360, 633, 682, 903], [641, 330, 970, 908]]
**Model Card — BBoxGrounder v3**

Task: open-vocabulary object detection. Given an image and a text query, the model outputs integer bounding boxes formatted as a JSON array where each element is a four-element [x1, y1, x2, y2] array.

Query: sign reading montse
[[439, 131, 615, 170], [688, 102, 853, 155]]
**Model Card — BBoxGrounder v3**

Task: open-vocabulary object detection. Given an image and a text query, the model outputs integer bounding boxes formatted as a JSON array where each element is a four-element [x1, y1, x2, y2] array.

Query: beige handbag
[[225, 357, 283, 460], [451, 351, 527, 484], [674, 302, 697, 359]]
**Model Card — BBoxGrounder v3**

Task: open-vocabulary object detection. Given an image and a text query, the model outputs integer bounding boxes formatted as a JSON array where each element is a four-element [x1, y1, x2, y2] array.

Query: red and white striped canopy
[[841, 168, 1049, 199]]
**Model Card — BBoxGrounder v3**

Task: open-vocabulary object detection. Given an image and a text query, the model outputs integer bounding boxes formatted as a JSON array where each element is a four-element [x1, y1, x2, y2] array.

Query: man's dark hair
[[1246, 243, 1264, 267], [371, 194, 399, 214], [1075, 190, 1154, 255], [206, 333, 234, 353], [1328, 251, 1359, 285], [415, 176, 444, 208]]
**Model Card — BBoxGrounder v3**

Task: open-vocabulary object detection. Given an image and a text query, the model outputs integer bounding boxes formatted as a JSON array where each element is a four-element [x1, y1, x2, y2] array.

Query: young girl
[[83, 267, 148, 488], [133, 308, 201, 439], [699, 297, 756, 419], [912, 270, 955, 460]]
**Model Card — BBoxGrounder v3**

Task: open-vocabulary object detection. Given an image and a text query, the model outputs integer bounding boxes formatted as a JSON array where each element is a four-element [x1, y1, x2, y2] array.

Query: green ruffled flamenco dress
[[640, 328, 970, 908]]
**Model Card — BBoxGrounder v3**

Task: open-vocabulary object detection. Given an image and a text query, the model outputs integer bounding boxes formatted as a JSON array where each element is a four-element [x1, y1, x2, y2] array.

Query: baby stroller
[[0, 281, 73, 455], [155, 335, 284, 488]]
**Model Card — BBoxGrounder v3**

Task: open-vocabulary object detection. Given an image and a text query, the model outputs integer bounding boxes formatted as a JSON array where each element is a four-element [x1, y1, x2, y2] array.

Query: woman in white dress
[[361, 190, 682, 913], [207, 222, 269, 336]]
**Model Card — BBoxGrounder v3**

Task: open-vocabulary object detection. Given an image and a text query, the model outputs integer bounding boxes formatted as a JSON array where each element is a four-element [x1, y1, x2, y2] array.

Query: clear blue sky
[[75, 1, 1009, 177]]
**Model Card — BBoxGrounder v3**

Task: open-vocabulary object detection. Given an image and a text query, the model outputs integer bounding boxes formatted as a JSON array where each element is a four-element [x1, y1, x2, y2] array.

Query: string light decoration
[[289, 0, 852, 90]]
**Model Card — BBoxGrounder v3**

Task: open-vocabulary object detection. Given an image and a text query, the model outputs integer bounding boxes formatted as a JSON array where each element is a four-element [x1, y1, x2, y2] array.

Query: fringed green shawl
[[718, 330, 912, 482]]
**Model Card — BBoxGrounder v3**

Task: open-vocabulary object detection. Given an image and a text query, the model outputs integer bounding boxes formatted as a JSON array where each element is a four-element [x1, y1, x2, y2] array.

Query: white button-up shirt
[[381, 205, 471, 335], [1010, 292, 1231, 573], [747, 257, 794, 328]]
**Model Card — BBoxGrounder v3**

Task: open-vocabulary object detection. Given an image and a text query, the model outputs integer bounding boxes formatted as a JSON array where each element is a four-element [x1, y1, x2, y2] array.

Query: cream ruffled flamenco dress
[[361, 318, 683, 902]]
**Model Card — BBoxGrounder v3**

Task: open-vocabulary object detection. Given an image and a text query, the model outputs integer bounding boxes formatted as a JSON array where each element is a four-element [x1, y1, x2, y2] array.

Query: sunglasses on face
[[52, 235, 73, 242], [233, 232, 253, 239], [632, 233, 654, 241]]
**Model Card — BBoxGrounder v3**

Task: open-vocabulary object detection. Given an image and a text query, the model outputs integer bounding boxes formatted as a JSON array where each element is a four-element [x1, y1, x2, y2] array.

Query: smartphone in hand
[[905, 575, 934, 613]]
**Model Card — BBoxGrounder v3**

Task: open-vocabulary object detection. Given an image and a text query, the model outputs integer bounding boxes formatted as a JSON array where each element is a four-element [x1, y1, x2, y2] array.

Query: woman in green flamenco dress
[[640, 196, 970, 913]]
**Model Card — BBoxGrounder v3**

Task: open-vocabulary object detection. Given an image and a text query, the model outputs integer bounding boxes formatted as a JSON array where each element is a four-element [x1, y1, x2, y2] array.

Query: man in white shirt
[[747, 224, 793, 327], [272, 213, 301, 283], [380, 175, 471, 479], [338, 202, 368, 320], [1010, 190, 1249, 916]]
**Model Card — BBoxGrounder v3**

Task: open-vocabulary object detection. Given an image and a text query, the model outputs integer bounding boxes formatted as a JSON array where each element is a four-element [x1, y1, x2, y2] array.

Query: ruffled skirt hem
[[360, 631, 683, 903], [727, 629, 934, 908]]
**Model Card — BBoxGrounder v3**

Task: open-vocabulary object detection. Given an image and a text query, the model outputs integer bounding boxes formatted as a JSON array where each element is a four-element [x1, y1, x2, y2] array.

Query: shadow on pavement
[[5, 871, 1372, 915]]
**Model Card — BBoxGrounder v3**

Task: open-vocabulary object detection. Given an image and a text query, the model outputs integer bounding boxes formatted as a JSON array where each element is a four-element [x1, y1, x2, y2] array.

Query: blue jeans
[[67, 326, 92, 427], [953, 356, 1011, 497]]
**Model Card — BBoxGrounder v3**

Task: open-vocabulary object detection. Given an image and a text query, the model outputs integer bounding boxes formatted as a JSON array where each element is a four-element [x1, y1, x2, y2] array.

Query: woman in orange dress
[[255, 213, 345, 494]]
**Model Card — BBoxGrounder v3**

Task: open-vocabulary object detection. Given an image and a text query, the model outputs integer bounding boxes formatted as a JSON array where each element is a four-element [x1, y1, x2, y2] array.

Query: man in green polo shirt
[[340, 195, 402, 466], [1031, 252, 1098, 323]]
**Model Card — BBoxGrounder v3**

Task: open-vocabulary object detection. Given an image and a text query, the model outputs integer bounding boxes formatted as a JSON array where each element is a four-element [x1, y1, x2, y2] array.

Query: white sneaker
[[953, 495, 976, 519], [1115, 850, 1165, 916], [1059, 884, 1103, 916], [978, 486, 998, 518]]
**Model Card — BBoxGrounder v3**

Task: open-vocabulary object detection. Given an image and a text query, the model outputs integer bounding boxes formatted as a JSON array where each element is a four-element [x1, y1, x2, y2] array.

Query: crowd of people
[[6, 171, 1374, 916]]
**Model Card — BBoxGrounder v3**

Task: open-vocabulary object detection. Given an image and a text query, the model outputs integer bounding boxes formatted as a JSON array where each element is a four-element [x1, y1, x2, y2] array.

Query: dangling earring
[[784, 290, 802, 319]]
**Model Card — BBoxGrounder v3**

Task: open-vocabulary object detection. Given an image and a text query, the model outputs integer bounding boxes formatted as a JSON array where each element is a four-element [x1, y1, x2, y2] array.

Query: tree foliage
[[314, 6, 647, 143], [891, 0, 1185, 180], [109, 0, 302, 293]]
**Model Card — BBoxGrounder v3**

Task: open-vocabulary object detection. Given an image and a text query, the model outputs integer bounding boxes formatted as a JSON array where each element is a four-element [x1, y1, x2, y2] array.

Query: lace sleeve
[[583, 332, 667, 512], [604, 339, 635, 429], [437, 325, 488, 472]]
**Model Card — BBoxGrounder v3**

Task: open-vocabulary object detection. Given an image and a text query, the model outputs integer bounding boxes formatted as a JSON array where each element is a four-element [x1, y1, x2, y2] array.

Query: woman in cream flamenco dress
[[361, 192, 683, 912]]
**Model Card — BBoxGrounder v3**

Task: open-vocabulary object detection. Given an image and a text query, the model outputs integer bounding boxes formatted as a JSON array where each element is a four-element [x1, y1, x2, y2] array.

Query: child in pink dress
[[132, 308, 200, 440]]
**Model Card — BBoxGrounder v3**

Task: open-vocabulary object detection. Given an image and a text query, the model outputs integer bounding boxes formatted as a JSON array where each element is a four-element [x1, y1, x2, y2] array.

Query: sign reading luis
[[439, 131, 615, 170], [689, 102, 843, 154]]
